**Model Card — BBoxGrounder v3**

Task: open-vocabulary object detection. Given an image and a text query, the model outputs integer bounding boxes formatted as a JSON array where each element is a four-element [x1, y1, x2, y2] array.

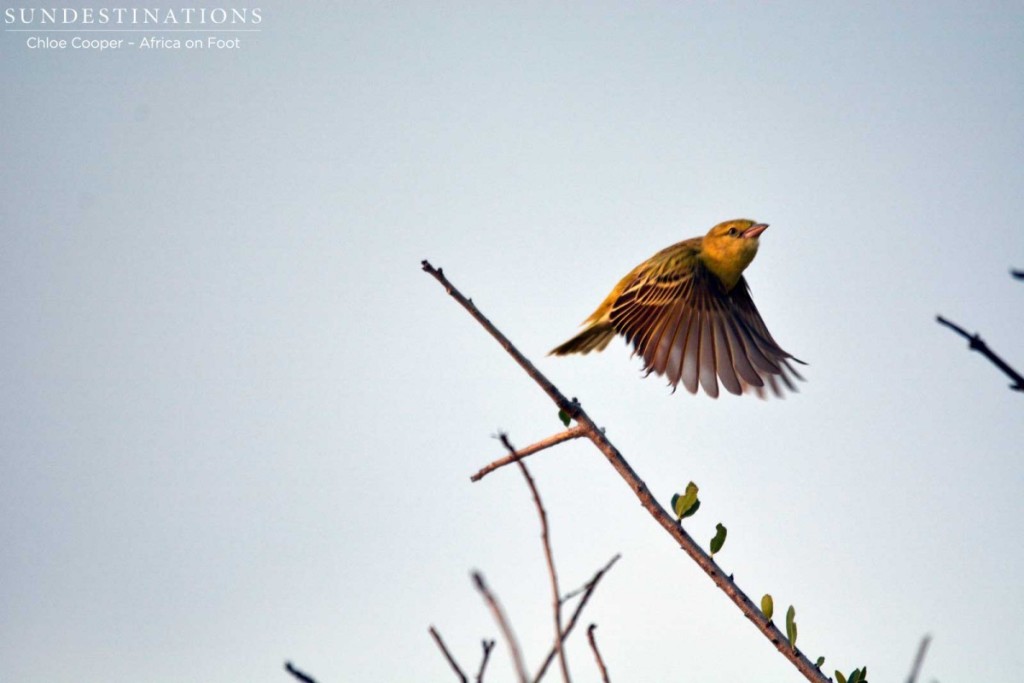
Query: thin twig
[[1011, 268, 1023, 280], [284, 661, 318, 683], [472, 426, 587, 481], [560, 553, 621, 604], [429, 626, 468, 683], [587, 625, 611, 683], [473, 571, 529, 683], [422, 260, 830, 683], [422, 261, 578, 419], [905, 635, 931, 683], [499, 433, 572, 683], [534, 554, 621, 683], [936, 315, 1024, 391], [475, 639, 496, 683]]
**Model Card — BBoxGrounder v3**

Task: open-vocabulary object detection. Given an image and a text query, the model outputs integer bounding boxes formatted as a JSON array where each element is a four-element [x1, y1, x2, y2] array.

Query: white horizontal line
[[5, 29, 262, 32]]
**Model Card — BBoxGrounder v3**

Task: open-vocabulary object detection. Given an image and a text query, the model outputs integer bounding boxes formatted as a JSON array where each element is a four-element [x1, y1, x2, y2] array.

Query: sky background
[[2, 2, 1023, 682]]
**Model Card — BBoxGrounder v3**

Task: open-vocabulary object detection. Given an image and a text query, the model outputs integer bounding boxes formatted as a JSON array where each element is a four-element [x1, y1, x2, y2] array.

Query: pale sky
[[2, 3, 1023, 682]]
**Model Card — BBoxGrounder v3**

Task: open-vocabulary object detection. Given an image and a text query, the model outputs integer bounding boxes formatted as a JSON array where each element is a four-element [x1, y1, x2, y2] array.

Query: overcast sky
[[2, 3, 1023, 682]]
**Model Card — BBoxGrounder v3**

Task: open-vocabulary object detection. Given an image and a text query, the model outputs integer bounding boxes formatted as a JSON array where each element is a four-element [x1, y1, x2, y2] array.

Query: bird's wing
[[609, 267, 802, 398]]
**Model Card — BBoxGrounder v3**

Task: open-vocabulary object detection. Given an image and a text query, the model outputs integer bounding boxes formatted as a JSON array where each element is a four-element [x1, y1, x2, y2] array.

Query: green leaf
[[785, 605, 797, 649], [558, 409, 571, 427], [681, 498, 700, 518], [760, 594, 774, 620], [672, 482, 699, 519], [849, 669, 862, 683], [814, 656, 825, 668], [835, 673, 847, 683], [710, 523, 727, 556]]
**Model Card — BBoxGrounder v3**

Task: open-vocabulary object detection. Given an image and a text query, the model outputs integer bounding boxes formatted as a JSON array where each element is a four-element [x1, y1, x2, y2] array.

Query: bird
[[549, 219, 805, 398]]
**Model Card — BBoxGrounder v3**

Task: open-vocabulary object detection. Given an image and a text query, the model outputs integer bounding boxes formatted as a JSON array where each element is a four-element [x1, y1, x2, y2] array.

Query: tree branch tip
[[284, 661, 318, 683]]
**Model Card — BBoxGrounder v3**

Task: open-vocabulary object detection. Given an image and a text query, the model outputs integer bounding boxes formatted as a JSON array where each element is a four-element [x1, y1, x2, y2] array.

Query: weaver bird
[[550, 219, 805, 398]]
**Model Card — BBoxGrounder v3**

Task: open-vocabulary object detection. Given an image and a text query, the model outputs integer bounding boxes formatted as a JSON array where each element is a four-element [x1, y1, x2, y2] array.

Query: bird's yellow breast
[[699, 234, 759, 291]]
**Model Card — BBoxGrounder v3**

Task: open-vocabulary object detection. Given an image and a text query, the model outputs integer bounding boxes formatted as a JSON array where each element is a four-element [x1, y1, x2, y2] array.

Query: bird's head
[[699, 219, 768, 291]]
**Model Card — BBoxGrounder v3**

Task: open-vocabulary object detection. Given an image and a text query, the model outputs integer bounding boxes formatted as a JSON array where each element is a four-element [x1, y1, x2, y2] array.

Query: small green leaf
[[681, 498, 700, 518], [814, 656, 825, 668], [760, 594, 774, 620], [710, 523, 727, 556], [835, 672, 847, 683], [558, 409, 571, 426], [849, 669, 862, 683], [785, 605, 797, 649], [672, 482, 699, 519]]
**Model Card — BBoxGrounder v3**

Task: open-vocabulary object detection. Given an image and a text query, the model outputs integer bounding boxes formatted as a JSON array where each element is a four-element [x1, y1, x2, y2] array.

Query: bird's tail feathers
[[549, 322, 616, 356]]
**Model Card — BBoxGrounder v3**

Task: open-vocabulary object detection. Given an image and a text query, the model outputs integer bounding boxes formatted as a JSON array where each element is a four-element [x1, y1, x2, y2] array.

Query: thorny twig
[[429, 626, 468, 683], [936, 315, 1024, 392], [473, 572, 529, 683], [587, 625, 611, 683], [499, 433, 571, 683]]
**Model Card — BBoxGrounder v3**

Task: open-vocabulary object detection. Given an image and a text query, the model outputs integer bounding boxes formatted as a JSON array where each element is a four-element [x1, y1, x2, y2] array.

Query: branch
[[430, 626, 468, 683], [423, 260, 830, 683], [1011, 268, 1023, 280], [905, 634, 931, 683], [534, 554, 621, 683], [473, 571, 529, 683], [284, 661, 318, 683], [475, 639, 496, 683], [936, 315, 1024, 391], [498, 433, 571, 683], [472, 426, 587, 482], [421, 261, 579, 419], [587, 625, 611, 683], [560, 553, 621, 605]]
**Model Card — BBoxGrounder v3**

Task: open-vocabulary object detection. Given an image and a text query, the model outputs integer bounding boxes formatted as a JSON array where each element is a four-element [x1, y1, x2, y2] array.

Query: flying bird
[[550, 219, 805, 398]]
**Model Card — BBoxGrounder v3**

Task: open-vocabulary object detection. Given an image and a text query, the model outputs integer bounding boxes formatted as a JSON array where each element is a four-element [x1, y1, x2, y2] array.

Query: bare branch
[[936, 315, 1024, 392], [475, 639, 496, 683], [284, 661, 318, 683], [472, 426, 587, 482], [473, 571, 529, 683], [498, 433, 571, 683], [560, 553, 621, 605], [905, 634, 931, 683], [429, 626, 468, 683], [534, 554, 621, 683], [422, 261, 579, 419], [423, 260, 830, 683], [587, 625, 611, 683]]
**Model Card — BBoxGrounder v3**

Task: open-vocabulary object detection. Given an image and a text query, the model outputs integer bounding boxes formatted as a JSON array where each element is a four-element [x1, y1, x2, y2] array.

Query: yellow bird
[[550, 219, 804, 398]]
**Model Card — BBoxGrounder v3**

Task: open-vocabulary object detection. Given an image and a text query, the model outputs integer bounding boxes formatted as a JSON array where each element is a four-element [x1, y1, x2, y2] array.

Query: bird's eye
[[727, 228, 738, 236]]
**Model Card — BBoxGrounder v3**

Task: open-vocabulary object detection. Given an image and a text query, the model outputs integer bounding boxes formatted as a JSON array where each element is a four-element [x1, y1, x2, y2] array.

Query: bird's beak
[[742, 223, 768, 239]]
